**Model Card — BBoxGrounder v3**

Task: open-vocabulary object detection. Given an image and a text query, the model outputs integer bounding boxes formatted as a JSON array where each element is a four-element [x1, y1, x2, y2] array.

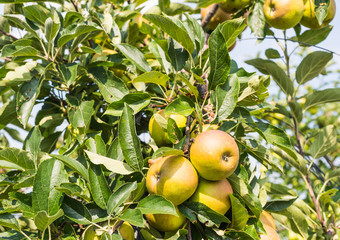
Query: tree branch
[[70, 0, 79, 12], [0, 29, 18, 41], [201, 4, 218, 29]]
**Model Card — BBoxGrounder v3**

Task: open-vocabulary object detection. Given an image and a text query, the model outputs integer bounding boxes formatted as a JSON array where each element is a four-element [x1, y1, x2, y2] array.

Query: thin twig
[[0, 29, 18, 41], [70, 0, 79, 12], [201, 4, 218, 29], [187, 221, 192, 240]]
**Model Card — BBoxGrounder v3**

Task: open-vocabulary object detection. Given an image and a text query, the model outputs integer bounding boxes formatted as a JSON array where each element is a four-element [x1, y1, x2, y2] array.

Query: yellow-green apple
[[263, 0, 304, 29], [259, 211, 276, 230], [82, 225, 100, 240], [149, 110, 186, 147], [201, 5, 232, 30], [260, 224, 279, 240], [118, 222, 134, 240], [300, 0, 336, 29], [146, 155, 198, 205], [145, 207, 186, 232], [189, 178, 233, 215], [219, 0, 251, 13], [190, 130, 239, 181]]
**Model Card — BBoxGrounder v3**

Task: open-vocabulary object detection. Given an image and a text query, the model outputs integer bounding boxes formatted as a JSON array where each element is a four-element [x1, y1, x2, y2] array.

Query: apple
[[260, 224, 279, 240], [146, 155, 198, 205], [149, 109, 186, 147], [118, 222, 135, 240], [259, 211, 276, 230], [189, 178, 233, 215], [82, 225, 100, 240], [263, 0, 305, 29], [145, 207, 186, 232], [190, 124, 219, 139], [190, 130, 239, 181], [300, 0, 336, 29], [201, 5, 232, 30], [219, 0, 251, 13]]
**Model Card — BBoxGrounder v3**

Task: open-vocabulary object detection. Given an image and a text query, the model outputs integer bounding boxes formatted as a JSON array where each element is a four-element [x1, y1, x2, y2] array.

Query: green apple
[[190, 130, 239, 181], [149, 109, 186, 147], [300, 0, 336, 29], [201, 5, 232, 30], [189, 178, 233, 215], [82, 225, 100, 240], [219, 0, 251, 13], [263, 0, 304, 29], [118, 222, 134, 240], [146, 155, 198, 205], [145, 207, 186, 232]]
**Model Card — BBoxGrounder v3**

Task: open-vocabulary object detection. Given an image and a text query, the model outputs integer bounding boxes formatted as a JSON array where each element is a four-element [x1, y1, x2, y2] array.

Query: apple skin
[[260, 224, 279, 240], [219, 0, 251, 13], [201, 5, 232, 30], [263, 0, 304, 30], [190, 130, 239, 181], [149, 110, 186, 147], [118, 222, 134, 240], [145, 207, 186, 232], [300, 0, 336, 29], [259, 211, 276, 230], [190, 124, 219, 139], [189, 178, 233, 215], [146, 155, 198, 205], [82, 225, 100, 240]]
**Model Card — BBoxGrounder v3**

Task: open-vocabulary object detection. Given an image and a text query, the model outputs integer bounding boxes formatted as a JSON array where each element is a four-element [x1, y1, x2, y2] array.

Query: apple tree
[[0, 0, 339, 239]]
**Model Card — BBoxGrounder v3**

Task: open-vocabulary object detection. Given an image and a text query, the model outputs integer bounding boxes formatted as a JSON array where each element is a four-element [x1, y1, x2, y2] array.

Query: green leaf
[[0, 100, 17, 129], [23, 4, 48, 25], [265, 49, 281, 59], [168, 37, 189, 71], [143, 14, 195, 54], [0, 213, 20, 231], [32, 159, 68, 215], [197, 0, 224, 8], [167, 118, 183, 144], [1, 44, 39, 58], [34, 209, 64, 231], [56, 183, 90, 201], [85, 135, 106, 156], [208, 26, 231, 90], [152, 147, 184, 159], [45, 16, 60, 44], [4, 14, 38, 38], [165, 95, 194, 117], [179, 202, 231, 228], [176, 74, 199, 99], [107, 182, 137, 215], [296, 51, 333, 84], [310, 125, 337, 159], [58, 24, 101, 47], [62, 196, 92, 225], [0, 148, 34, 170], [220, 18, 247, 48], [118, 104, 144, 172], [137, 195, 177, 215], [248, 1, 266, 38], [304, 88, 340, 110], [24, 126, 41, 162], [272, 147, 307, 175], [51, 154, 89, 182], [57, 63, 78, 88], [118, 208, 144, 228], [297, 25, 332, 45], [246, 59, 294, 96], [88, 163, 112, 210], [230, 194, 248, 230], [107, 138, 124, 162], [288, 100, 303, 122], [88, 67, 128, 103], [16, 78, 42, 128], [68, 100, 94, 129], [105, 93, 151, 116], [216, 74, 239, 121], [325, 169, 340, 182], [133, 71, 169, 88], [115, 43, 152, 72], [264, 196, 298, 212]]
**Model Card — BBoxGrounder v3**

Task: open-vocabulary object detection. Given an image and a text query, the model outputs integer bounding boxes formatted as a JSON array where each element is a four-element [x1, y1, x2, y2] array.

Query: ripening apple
[[189, 178, 233, 215], [260, 224, 280, 240], [190, 130, 239, 181], [219, 0, 252, 13], [149, 109, 186, 147], [300, 0, 336, 29], [259, 211, 276, 230], [145, 207, 186, 232], [201, 5, 232, 30], [118, 222, 135, 240], [82, 225, 100, 240], [263, 0, 305, 29], [146, 155, 198, 205]]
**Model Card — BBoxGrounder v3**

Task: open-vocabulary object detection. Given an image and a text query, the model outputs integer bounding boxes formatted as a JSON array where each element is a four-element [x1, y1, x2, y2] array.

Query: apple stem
[[201, 4, 219, 29]]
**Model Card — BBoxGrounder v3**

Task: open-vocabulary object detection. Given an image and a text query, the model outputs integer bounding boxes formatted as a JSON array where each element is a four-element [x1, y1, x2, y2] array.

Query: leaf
[[246, 59, 294, 96], [143, 14, 195, 54], [165, 95, 194, 117], [0, 100, 17, 129], [310, 125, 337, 159], [57, 63, 78, 88], [288, 100, 303, 122], [23, 4, 48, 25], [230, 194, 248, 230], [152, 147, 184, 159], [34, 209, 64, 231], [88, 163, 112, 210], [168, 37, 189, 71], [115, 43, 151, 72], [297, 25, 332, 45], [248, 1, 266, 38], [216, 74, 240, 121], [85, 135, 106, 156], [0, 148, 34, 170], [133, 71, 169, 87], [264, 196, 298, 212], [16, 78, 42, 128], [137, 195, 177, 215], [45, 16, 60, 44], [107, 182, 137, 215], [58, 24, 101, 47], [265, 49, 281, 59], [24, 126, 41, 162], [32, 159, 68, 215], [62, 196, 92, 225], [105, 93, 151, 116], [56, 183, 90, 201], [167, 118, 183, 144], [50, 154, 89, 182], [118, 104, 144, 172], [4, 14, 38, 38], [304, 88, 340, 110], [208, 26, 231, 90], [220, 18, 247, 48], [1, 61, 37, 87], [272, 147, 307, 175], [325, 169, 340, 182], [179, 202, 231, 228], [68, 100, 94, 129], [118, 208, 144, 228], [197, 0, 224, 8], [0, 213, 20, 231], [88, 67, 128, 103], [296, 51, 333, 84]]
